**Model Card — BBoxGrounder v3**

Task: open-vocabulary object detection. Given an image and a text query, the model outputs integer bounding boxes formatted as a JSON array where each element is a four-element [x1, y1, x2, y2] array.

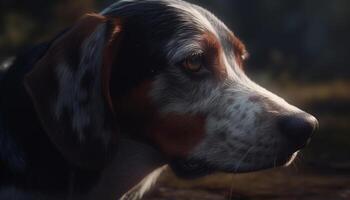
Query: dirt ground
[[143, 167, 350, 200]]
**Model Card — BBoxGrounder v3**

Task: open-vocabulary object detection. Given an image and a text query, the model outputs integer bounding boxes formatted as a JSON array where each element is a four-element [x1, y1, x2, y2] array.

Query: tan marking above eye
[[227, 32, 248, 68], [241, 50, 249, 61], [182, 54, 203, 72]]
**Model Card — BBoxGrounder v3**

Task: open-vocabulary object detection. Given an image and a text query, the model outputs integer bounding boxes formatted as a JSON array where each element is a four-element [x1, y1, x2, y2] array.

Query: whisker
[[273, 140, 278, 169], [235, 146, 254, 172], [291, 156, 300, 173], [229, 174, 235, 200]]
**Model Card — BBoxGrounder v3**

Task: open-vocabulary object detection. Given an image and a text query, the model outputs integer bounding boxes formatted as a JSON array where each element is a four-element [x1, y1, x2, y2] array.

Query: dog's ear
[[24, 13, 121, 169]]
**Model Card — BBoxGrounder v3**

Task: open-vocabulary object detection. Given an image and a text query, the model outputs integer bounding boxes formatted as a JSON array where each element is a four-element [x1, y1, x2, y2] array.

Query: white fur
[[121, 166, 167, 200], [167, 1, 217, 36]]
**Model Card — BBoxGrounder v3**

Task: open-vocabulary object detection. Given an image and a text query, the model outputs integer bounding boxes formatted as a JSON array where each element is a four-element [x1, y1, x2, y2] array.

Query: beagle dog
[[0, 0, 318, 199]]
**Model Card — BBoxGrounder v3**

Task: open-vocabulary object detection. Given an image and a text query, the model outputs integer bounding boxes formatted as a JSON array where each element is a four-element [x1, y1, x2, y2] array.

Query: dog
[[0, 0, 318, 199]]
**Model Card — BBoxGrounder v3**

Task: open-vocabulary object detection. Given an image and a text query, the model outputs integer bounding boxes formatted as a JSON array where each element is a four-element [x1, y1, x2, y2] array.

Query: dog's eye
[[182, 54, 203, 72]]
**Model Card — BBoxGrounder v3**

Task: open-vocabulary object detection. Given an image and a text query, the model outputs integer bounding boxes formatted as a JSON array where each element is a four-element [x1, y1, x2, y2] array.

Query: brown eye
[[182, 54, 203, 72]]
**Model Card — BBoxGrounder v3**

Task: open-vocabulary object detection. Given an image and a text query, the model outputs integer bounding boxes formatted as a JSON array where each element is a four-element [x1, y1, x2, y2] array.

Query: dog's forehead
[[103, 0, 242, 68], [102, 0, 232, 38]]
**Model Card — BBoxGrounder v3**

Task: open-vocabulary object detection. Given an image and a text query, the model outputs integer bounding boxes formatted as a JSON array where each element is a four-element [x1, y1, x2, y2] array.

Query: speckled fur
[[54, 23, 109, 142], [101, 0, 309, 175], [0, 1, 316, 199]]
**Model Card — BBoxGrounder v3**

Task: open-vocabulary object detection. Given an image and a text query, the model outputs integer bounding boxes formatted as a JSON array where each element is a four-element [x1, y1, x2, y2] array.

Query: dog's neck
[[84, 138, 165, 200]]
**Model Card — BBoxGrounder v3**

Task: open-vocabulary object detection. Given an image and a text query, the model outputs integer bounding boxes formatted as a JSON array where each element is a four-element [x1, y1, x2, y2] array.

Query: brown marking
[[63, 13, 109, 71], [228, 32, 248, 68], [200, 32, 227, 80], [248, 95, 261, 103], [227, 98, 235, 105], [102, 46, 114, 110], [150, 113, 206, 157], [114, 81, 155, 114], [102, 18, 124, 111], [112, 81, 206, 158]]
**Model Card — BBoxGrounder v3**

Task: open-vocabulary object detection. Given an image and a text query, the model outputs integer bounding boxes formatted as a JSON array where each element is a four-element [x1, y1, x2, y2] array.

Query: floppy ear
[[24, 13, 121, 169]]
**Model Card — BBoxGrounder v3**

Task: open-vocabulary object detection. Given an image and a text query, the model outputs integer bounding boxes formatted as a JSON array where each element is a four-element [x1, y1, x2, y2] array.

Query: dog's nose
[[278, 113, 318, 149]]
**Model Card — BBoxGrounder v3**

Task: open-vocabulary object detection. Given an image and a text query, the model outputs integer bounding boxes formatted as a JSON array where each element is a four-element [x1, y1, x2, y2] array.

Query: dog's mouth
[[170, 152, 299, 179], [219, 152, 299, 174], [170, 158, 216, 179]]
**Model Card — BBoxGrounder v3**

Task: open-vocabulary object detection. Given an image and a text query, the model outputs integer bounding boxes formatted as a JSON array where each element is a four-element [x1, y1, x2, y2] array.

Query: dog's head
[[24, 0, 318, 177]]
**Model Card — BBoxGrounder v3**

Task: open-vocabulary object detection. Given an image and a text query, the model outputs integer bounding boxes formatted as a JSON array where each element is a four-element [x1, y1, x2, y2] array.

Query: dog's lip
[[170, 151, 299, 178], [169, 159, 215, 179], [221, 152, 298, 174]]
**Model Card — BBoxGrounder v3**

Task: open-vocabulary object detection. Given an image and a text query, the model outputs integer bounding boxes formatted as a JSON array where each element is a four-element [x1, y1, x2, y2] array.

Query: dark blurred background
[[1, 0, 349, 199]]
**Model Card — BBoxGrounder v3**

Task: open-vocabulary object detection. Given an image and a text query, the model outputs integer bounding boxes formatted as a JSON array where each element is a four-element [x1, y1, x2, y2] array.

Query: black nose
[[278, 113, 318, 149]]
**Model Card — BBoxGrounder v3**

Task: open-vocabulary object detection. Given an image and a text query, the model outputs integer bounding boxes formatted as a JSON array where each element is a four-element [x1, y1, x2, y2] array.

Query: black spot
[[80, 71, 94, 91], [234, 105, 240, 110], [248, 95, 261, 103], [254, 114, 263, 126], [218, 131, 227, 140], [237, 148, 247, 155], [227, 98, 235, 105], [227, 142, 236, 150], [244, 156, 253, 163], [60, 107, 79, 143], [82, 56, 92, 66]]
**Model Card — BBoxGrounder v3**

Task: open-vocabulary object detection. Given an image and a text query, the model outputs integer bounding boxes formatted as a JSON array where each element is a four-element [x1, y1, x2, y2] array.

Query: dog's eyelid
[[185, 50, 204, 60], [190, 51, 204, 57], [175, 50, 203, 65]]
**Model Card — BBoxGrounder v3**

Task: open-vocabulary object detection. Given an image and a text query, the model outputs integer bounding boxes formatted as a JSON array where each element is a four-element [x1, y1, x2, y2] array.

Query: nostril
[[278, 113, 318, 149]]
